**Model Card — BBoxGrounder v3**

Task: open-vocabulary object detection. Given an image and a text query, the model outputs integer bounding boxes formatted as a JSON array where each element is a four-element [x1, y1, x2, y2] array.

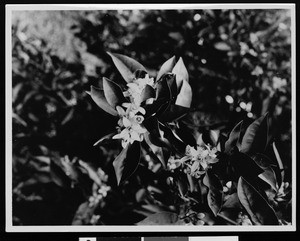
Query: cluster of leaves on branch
[[90, 53, 291, 225]]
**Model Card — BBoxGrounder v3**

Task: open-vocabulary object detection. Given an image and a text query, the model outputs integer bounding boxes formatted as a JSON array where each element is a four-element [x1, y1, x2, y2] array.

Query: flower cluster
[[168, 144, 218, 178], [123, 74, 155, 106], [87, 53, 291, 225], [112, 74, 155, 148], [89, 185, 111, 207]]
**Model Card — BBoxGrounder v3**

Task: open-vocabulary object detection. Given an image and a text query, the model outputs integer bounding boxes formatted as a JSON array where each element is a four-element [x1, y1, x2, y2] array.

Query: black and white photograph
[[5, 4, 296, 233]]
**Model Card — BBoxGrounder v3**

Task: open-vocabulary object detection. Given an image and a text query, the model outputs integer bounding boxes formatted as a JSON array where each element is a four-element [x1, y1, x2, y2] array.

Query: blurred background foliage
[[11, 9, 292, 225]]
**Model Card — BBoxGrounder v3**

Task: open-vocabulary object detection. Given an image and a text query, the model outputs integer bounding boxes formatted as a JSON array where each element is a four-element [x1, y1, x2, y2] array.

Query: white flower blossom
[[98, 185, 111, 198], [113, 103, 147, 148], [89, 185, 111, 207], [123, 74, 155, 105], [113, 74, 154, 148], [167, 156, 184, 170], [167, 144, 218, 178]]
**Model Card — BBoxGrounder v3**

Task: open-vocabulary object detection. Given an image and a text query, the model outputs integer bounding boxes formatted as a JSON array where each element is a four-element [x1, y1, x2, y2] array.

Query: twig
[[217, 212, 238, 225]]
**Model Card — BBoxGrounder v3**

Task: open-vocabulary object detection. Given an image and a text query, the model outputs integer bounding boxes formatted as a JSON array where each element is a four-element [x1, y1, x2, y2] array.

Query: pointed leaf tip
[[90, 85, 118, 116], [172, 57, 189, 87], [157, 55, 176, 81], [102, 77, 126, 109], [225, 120, 243, 153], [237, 177, 279, 225], [240, 113, 269, 154], [107, 52, 146, 83], [175, 79, 192, 108], [113, 141, 141, 185]]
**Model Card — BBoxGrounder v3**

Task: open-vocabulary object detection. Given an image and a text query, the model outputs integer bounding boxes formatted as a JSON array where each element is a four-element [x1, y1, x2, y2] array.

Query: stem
[[217, 213, 238, 225], [198, 179, 204, 204]]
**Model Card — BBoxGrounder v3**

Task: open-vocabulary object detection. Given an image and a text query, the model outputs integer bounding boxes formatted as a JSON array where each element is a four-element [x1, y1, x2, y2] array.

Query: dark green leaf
[[93, 132, 118, 146], [252, 153, 278, 190], [172, 57, 189, 87], [175, 79, 192, 108], [140, 85, 155, 103], [217, 209, 239, 225], [159, 123, 186, 154], [141, 139, 166, 168], [143, 98, 168, 118], [159, 104, 189, 122], [107, 52, 146, 83], [136, 211, 184, 225], [156, 56, 176, 81], [225, 120, 243, 153], [164, 73, 177, 101], [103, 77, 127, 109], [203, 170, 223, 216], [222, 193, 242, 210], [237, 177, 279, 225], [174, 123, 197, 147], [113, 141, 141, 185], [203, 170, 223, 191], [252, 153, 275, 169], [240, 113, 269, 154], [156, 77, 171, 101], [207, 189, 223, 216], [258, 166, 278, 191], [143, 117, 172, 149], [218, 133, 227, 152], [176, 172, 189, 197], [90, 85, 118, 116], [202, 130, 219, 147], [230, 152, 264, 180]]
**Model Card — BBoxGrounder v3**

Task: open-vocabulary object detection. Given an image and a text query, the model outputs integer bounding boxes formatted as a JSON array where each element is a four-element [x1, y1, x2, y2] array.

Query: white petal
[[191, 161, 200, 173], [127, 83, 140, 93], [130, 130, 141, 142], [139, 127, 148, 134], [128, 111, 135, 118], [208, 157, 218, 163], [138, 107, 146, 115], [122, 139, 129, 148], [112, 134, 121, 139], [190, 148, 198, 158], [122, 117, 131, 128], [200, 161, 208, 170], [116, 106, 126, 116], [146, 98, 154, 104], [123, 91, 130, 97], [118, 119, 123, 127], [122, 102, 131, 108], [119, 128, 130, 138], [180, 156, 190, 163]]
